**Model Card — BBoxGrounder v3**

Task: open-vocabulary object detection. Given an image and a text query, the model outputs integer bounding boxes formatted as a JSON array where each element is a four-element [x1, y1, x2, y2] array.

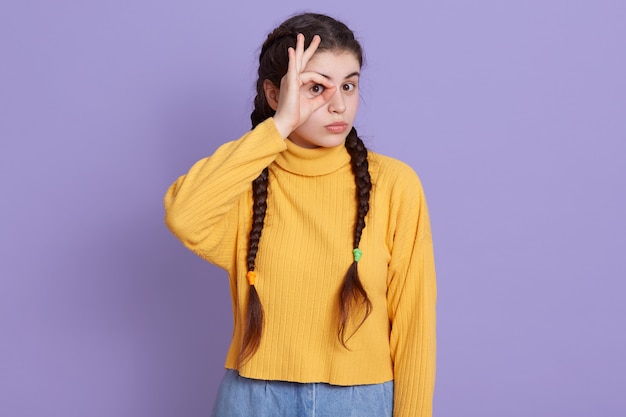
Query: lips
[[325, 122, 348, 133]]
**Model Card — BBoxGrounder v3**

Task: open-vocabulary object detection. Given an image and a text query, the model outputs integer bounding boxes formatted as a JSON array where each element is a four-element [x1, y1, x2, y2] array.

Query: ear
[[263, 80, 280, 111]]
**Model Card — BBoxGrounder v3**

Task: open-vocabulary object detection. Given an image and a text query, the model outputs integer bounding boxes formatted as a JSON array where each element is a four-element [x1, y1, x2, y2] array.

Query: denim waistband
[[211, 369, 394, 417]]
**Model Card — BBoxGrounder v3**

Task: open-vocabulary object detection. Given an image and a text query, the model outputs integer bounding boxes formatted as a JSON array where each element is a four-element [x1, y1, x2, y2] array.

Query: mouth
[[325, 122, 348, 133]]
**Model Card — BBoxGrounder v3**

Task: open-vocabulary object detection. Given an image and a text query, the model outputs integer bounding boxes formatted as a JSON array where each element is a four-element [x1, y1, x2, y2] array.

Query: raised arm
[[164, 119, 286, 268]]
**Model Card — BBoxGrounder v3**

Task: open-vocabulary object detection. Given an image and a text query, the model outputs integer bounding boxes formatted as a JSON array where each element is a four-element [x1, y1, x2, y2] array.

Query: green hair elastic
[[352, 248, 363, 262]]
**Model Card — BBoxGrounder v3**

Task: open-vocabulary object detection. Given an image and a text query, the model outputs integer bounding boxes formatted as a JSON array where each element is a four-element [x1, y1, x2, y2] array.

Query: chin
[[318, 137, 347, 148], [318, 130, 352, 147]]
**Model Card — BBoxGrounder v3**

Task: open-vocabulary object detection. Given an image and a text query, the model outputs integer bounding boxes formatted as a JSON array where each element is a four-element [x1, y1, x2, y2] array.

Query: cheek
[[347, 96, 359, 118]]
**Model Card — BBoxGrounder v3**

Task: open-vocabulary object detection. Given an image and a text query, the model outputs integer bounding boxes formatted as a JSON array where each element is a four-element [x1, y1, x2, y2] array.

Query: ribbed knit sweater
[[164, 118, 436, 417]]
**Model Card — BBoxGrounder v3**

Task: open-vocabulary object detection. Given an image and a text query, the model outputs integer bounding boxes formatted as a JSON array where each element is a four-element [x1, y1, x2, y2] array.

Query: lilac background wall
[[1, 0, 624, 416]]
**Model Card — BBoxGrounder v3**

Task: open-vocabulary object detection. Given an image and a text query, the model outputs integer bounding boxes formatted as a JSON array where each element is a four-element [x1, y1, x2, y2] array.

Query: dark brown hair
[[240, 12, 372, 366]]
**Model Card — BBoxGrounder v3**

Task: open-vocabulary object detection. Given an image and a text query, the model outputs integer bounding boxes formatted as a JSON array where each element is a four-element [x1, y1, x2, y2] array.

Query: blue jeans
[[211, 370, 394, 417]]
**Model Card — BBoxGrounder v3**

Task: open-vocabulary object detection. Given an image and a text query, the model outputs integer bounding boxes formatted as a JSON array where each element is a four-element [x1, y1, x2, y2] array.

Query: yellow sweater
[[164, 118, 436, 417]]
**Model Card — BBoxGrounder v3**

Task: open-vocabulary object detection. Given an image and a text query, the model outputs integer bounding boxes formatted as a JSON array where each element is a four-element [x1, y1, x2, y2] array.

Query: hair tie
[[246, 271, 257, 285], [352, 248, 362, 262]]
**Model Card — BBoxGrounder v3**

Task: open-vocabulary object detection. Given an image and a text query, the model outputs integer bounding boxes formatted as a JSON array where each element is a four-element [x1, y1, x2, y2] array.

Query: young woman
[[164, 12, 436, 417]]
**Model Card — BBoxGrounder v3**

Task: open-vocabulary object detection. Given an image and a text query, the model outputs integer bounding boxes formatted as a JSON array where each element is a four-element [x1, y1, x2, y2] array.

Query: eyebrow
[[316, 71, 360, 80]]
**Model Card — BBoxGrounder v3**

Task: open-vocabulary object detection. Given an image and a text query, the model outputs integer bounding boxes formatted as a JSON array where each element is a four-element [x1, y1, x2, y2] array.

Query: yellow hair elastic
[[246, 271, 257, 285], [353, 248, 363, 262]]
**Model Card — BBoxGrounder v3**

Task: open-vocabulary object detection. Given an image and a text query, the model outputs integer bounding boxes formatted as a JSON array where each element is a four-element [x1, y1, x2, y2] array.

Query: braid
[[246, 168, 269, 271], [241, 27, 295, 365], [338, 127, 373, 347], [244, 27, 301, 362], [238, 167, 269, 366], [241, 26, 294, 364]]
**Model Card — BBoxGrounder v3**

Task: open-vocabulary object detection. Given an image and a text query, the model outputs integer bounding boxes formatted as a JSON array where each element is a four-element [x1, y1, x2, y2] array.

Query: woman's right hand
[[272, 33, 337, 138]]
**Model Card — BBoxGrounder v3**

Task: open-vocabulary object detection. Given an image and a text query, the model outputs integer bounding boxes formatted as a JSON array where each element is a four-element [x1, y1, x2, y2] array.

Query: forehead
[[304, 51, 361, 77]]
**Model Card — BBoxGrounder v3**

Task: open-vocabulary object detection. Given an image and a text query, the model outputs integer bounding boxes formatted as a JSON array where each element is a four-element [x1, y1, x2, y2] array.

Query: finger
[[279, 46, 296, 93], [301, 35, 321, 67], [318, 84, 337, 102], [299, 71, 335, 89], [286, 46, 297, 80], [294, 33, 305, 72]]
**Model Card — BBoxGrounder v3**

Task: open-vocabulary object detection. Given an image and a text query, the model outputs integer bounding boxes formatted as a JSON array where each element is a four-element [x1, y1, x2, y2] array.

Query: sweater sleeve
[[386, 168, 437, 417], [164, 118, 287, 269]]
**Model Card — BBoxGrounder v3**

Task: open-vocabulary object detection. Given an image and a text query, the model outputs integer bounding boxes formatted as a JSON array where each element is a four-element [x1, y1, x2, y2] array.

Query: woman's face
[[288, 50, 361, 148]]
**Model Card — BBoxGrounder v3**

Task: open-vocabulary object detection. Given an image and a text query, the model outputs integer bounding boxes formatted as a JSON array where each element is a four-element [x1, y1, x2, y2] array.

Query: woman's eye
[[342, 83, 356, 92], [310, 84, 325, 95]]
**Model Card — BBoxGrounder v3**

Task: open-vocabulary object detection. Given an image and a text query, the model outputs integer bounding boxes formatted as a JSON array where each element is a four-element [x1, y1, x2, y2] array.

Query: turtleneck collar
[[273, 139, 351, 176]]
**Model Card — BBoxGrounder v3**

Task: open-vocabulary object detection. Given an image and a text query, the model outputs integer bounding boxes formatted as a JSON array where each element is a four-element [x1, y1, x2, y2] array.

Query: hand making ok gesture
[[266, 33, 337, 138]]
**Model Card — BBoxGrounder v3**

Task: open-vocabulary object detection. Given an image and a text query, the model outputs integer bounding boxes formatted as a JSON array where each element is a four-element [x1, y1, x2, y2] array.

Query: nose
[[327, 89, 346, 114]]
